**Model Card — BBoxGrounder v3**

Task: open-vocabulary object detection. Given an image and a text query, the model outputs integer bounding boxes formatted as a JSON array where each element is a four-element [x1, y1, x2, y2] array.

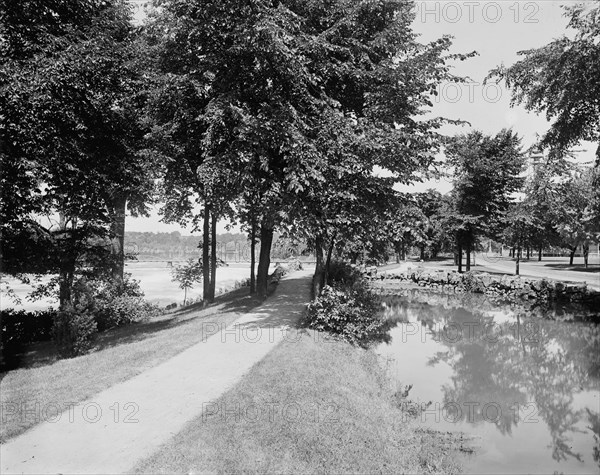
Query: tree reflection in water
[[377, 290, 600, 467]]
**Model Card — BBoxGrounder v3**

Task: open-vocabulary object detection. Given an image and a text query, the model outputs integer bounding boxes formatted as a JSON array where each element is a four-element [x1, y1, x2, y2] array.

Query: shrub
[[1, 308, 55, 345], [1, 308, 56, 370], [304, 277, 388, 347], [72, 274, 158, 332], [326, 260, 363, 288], [52, 306, 98, 357]]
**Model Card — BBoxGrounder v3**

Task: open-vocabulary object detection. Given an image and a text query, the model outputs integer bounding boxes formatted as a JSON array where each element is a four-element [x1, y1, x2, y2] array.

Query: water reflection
[[376, 290, 600, 474]]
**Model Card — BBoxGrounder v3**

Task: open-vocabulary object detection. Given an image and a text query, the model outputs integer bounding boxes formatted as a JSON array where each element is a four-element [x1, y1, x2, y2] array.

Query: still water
[[375, 289, 600, 474]]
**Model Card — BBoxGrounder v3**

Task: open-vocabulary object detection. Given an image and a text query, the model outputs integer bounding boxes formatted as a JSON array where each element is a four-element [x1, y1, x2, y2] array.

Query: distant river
[[1, 261, 276, 311]]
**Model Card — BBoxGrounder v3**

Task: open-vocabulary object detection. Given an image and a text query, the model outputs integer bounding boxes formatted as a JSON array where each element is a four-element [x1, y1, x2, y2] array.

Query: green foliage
[[0, 309, 55, 345], [76, 275, 158, 331], [305, 262, 387, 347], [490, 2, 600, 156], [327, 260, 363, 288], [0, 308, 56, 369], [52, 306, 98, 358], [305, 282, 385, 347], [171, 258, 203, 304], [444, 129, 526, 267]]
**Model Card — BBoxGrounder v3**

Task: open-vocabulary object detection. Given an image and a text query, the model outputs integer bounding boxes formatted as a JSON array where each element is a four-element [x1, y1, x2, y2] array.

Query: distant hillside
[[124, 231, 248, 261], [123, 231, 308, 262]]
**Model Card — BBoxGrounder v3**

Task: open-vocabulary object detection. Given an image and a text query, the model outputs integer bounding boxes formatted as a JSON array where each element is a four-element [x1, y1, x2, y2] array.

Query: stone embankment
[[367, 267, 600, 305]]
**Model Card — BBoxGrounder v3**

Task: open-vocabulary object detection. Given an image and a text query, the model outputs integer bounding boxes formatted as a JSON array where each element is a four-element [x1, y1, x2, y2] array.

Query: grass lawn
[[0, 285, 269, 443], [132, 329, 467, 474]]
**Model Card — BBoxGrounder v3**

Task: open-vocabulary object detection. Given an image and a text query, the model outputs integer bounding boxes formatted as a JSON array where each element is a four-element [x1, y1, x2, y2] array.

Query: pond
[[375, 288, 600, 474]]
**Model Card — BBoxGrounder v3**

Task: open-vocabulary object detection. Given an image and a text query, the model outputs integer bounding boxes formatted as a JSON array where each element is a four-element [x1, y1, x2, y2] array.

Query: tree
[[0, 0, 156, 307], [446, 129, 526, 271], [550, 167, 597, 267], [502, 202, 540, 275], [171, 258, 203, 305], [489, 1, 600, 162], [521, 152, 564, 260], [413, 190, 448, 260]]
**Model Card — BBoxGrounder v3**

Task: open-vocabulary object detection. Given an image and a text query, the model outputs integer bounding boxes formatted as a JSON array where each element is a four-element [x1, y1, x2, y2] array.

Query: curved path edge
[[1, 270, 313, 475]]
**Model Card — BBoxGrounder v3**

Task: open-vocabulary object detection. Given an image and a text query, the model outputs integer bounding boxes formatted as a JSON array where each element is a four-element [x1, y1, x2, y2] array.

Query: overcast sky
[[127, 0, 596, 234]]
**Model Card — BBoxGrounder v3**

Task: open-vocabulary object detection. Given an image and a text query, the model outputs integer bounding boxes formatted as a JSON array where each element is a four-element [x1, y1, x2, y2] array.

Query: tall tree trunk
[[457, 244, 463, 273], [313, 235, 325, 297], [569, 246, 576, 266], [249, 218, 256, 294], [394, 242, 401, 263], [209, 213, 217, 301], [202, 206, 210, 301], [57, 215, 76, 311], [256, 222, 274, 298], [420, 245, 425, 261], [323, 233, 337, 288], [583, 242, 589, 268], [58, 257, 75, 311], [465, 242, 471, 272], [538, 246, 542, 261], [526, 246, 530, 260], [109, 194, 127, 290], [515, 245, 521, 275]]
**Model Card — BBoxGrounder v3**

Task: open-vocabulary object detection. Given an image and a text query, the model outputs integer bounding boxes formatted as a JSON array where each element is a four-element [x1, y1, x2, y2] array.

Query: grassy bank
[[0, 286, 267, 443], [133, 329, 466, 474]]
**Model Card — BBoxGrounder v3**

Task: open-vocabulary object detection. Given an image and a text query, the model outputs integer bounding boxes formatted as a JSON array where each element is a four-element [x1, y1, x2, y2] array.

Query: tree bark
[[583, 242, 589, 268], [457, 244, 463, 273], [526, 246, 530, 260], [256, 222, 274, 298], [249, 218, 256, 294], [323, 232, 337, 288], [58, 256, 75, 311], [465, 242, 471, 272], [313, 235, 325, 297], [209, 212, 217, 301], [56, 213, 75, 310], [420, 245, 425, 261], [569, 246, 576, 266], [515, 245, 521, 275], [202, 206, 210, 301], [538, 246, 542, 261], [109, 194, 127, 290]]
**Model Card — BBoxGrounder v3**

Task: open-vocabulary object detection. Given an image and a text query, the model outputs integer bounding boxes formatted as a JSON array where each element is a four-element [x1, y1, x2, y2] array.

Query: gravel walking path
[[1, 270, 312, 475]]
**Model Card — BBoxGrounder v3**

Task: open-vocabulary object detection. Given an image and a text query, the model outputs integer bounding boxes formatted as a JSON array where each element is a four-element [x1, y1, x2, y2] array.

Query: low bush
[[1, 308, 56, 370], [326, 260, 363, 288], [52, 306, 97, 358], [72, 274, 159, 332], [1, 308, 55, 345], [305, 262, 390, 347]]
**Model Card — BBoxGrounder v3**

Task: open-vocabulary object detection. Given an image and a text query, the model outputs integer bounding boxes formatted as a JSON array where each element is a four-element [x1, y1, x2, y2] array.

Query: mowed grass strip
[[0, 286, 266, 443], [133, 330, 464, 474]]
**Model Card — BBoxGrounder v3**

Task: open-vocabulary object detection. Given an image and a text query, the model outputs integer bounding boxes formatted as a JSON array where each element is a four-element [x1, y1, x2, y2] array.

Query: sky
[[127, 0, 597, 234]]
